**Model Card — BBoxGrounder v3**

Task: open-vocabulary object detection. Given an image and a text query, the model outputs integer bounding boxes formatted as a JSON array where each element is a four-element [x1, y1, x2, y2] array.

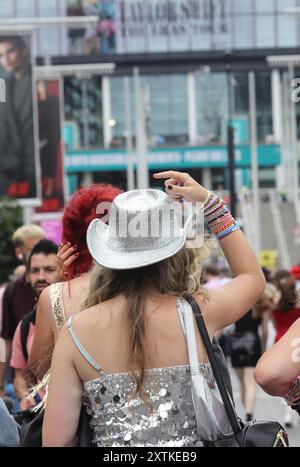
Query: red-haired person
[[28, 184, 122, 380]]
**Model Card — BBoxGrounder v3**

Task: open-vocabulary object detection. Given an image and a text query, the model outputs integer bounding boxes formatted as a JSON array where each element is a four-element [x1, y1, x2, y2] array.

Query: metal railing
[[269, 190, 291, 269], [239, 193, 256, 248]]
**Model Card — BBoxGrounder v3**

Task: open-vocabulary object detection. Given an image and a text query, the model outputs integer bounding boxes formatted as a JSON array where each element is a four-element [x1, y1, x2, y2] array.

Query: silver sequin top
[[82, 364, 211, 447], [67, 300, 213, 447]]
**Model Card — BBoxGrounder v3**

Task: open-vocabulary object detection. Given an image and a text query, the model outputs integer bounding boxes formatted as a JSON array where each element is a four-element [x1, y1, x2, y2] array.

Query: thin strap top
[[67, 316, 102, 372]]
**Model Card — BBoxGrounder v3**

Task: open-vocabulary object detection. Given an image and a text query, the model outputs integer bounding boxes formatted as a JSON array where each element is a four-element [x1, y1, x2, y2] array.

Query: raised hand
[[153, 171, 209, 203], [56, 242, 80, 281]]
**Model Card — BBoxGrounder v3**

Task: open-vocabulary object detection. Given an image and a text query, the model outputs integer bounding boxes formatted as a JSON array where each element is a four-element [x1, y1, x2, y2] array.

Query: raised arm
[[154, 171, 266, 332], [254, 318, 300, 397]]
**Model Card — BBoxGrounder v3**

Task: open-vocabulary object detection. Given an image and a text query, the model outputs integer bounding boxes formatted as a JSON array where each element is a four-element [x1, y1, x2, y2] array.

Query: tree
[[0, 197, 23, 284]]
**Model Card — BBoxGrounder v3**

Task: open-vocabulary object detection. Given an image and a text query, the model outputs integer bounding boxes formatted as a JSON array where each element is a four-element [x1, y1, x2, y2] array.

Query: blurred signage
[[65, 144, 281, 172], [116, 0, 229, 53], [67, 0, 230, 54], [41, 220, 62, 246], [259, 250, 278, 269]]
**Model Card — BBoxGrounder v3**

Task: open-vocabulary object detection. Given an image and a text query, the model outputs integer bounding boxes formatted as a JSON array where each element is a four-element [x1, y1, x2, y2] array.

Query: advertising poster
[[0, 32, 40, 201], [67, 0, 230, 55], [40, 219, 62, 246], [35, 79, 65, 213]]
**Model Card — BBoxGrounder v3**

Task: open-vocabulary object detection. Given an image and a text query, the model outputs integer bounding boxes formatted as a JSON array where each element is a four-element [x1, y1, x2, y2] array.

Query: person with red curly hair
[[28, 184, 122, 380]]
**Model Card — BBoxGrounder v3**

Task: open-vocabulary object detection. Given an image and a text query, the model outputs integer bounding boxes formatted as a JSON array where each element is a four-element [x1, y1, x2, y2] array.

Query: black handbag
[[186, 296, 289, 448], [19, 405, 93, 447]]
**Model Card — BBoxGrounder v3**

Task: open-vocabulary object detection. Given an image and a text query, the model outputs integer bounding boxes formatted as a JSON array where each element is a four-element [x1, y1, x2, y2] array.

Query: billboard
[[0, 33, 40, 201], [67, 0, 230, 55], [35, 79, 65, 213], [116, 0, 229, 53]]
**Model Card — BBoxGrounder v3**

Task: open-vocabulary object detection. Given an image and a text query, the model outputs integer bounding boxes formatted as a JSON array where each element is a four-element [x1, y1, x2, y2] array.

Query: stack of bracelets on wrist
[[284, 375, 300, 409], [203, 191, 240, 240]]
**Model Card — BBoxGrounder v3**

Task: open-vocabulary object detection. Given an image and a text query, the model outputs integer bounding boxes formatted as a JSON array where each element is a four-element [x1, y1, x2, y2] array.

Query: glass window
[[37, 0, 58, 16], [111, 74, 188, 147], [233, 12, 254, 49], [232, 0, 254, 15], [195, 72, 228, 145], [110, 77, 135, 148], [256, 71, 272, 143], [233, 70, 272, 144], [256, 13, 276, 48], [255, 1, 275, 13], [146, 74, 188, 145], [36, 0, 61, 56], [233, 72, 249, 115], [277, 18, 297, 48], [232, 0, 255, 49], [16, 0, 34, 16], [1, 0, 14, 17], [232, 71, 249, 144], [64, 76, 103, 149]]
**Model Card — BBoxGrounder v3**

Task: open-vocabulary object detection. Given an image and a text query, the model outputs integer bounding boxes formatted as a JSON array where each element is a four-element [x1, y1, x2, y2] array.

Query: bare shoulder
[[36, 285, 54, 321], [70, 297, 123, 332], [194, 290, 210, 311]]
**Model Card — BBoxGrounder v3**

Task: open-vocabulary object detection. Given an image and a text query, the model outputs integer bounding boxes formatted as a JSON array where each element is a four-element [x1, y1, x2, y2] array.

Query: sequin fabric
[[82, 363, 212, 447], [49, 282, 66, 331]]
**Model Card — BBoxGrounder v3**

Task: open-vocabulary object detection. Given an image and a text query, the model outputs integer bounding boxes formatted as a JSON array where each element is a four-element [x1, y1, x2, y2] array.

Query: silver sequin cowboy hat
[[86, 189, 192, 270]]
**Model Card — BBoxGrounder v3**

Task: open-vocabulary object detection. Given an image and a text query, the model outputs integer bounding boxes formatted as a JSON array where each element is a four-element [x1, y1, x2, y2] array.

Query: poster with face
[[0, 33, 40, 202], [35, 79, 65, 213]]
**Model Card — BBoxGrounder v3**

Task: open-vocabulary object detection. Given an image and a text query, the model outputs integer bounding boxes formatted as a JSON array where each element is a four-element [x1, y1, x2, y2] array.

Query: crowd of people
[[0, 171, 299, 447]]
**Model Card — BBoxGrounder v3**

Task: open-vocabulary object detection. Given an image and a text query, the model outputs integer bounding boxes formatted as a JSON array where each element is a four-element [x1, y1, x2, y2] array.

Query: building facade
[[2, 0, 300, 194]]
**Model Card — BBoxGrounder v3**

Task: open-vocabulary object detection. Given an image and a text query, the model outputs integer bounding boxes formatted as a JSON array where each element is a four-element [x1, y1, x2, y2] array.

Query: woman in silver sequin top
[[43, 171, 265, 447]]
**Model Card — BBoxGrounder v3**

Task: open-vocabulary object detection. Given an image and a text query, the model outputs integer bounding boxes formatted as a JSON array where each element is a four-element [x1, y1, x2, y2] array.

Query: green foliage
[[0, 197, 23, 284]]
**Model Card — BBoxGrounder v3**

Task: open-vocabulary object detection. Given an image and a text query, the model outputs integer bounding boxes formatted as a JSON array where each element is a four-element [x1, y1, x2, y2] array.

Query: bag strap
[[177, 298, 202, 376], [185, 296, 242, 437], [20, 309, 36, 363]]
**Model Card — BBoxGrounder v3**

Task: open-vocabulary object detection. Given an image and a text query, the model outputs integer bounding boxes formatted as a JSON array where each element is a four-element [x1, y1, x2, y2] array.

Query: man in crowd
[[0, 225, 45, 398], [10, 239, 59, 410], [0, 35, 36, 198]]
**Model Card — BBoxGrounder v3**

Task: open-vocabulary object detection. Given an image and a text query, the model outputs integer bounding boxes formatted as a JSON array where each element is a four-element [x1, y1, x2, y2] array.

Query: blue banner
[[65, 144, 281, 173]]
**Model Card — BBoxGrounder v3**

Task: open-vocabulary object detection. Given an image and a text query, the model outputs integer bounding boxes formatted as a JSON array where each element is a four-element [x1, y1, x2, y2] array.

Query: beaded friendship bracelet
[[203, 192, 240, 240], [284, 375, 300, 406]]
